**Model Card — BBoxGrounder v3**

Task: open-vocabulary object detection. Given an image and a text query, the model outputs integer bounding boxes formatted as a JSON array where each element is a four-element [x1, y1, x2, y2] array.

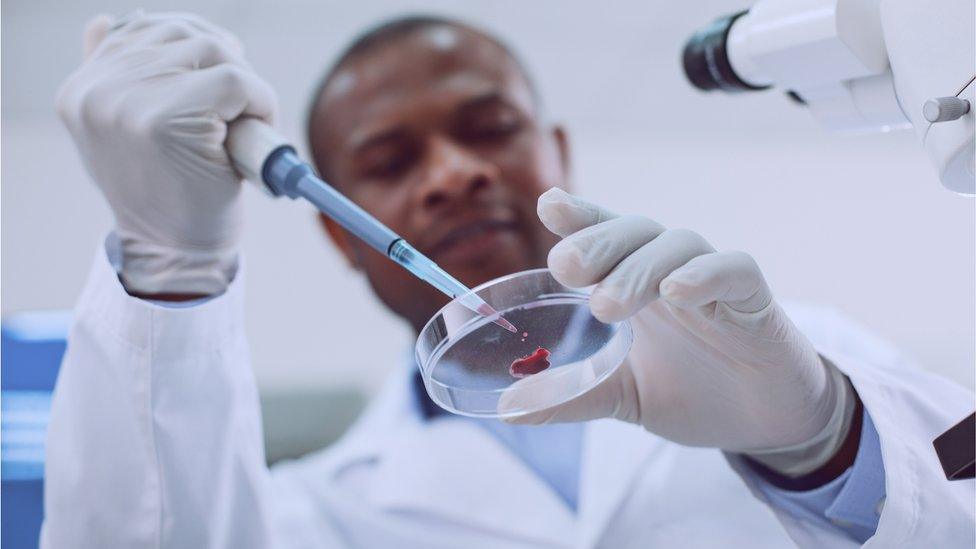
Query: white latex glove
[[503, 189, 854, 473], [57, 12, 277, 295]]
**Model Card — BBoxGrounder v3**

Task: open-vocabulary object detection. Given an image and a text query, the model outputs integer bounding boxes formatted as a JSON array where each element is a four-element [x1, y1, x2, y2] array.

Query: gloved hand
[[57, 12, 277, 295], [502, 189, 855, 473]]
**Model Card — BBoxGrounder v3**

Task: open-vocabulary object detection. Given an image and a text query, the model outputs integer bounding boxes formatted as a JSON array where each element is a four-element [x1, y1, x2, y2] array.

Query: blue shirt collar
[[411, 367, 447, 421]]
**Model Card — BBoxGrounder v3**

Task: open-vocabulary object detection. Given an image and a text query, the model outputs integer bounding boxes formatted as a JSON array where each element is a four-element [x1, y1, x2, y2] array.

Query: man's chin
[[442, 249, 544, 290], [432, 231, 543, 288]]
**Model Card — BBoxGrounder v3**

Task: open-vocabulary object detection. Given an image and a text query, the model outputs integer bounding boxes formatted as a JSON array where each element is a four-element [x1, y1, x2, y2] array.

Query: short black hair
[[305, 15, 538, 179]]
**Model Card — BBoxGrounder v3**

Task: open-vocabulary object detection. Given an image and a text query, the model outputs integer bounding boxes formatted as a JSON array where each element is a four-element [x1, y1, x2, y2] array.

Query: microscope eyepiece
[[681, 10, 768, 93]]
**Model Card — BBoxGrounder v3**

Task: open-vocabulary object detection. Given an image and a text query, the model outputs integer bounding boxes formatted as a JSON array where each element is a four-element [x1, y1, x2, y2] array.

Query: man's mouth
[[425, 218, 522, 263]]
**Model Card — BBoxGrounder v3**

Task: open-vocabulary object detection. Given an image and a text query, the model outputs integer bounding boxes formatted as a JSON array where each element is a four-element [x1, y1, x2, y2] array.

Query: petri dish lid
[[415, 268, 633, 419]]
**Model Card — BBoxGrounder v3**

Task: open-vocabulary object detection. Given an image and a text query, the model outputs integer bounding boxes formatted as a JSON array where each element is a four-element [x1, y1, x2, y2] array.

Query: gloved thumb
[[537, 188, 617, 238], [83, 14, 115, 61], [498, 358, 639, 425]]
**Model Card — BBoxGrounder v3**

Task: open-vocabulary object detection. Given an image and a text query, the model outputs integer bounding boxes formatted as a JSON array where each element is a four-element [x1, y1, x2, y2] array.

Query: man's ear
[[317, 213, 361, 269], [552, 124, 571, 183]]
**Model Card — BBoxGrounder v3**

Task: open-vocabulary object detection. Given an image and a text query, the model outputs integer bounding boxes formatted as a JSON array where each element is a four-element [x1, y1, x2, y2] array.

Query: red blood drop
[[510, 347, 551, 378]]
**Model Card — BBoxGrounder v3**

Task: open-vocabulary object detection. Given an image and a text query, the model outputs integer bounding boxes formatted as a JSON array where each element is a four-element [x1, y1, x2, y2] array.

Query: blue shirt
[[411, 372, 584, 510], [742, 409, 887, 543]]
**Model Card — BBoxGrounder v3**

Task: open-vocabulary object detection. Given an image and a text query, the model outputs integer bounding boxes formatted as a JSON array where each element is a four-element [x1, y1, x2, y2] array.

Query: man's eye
[[461, 116, 522, 142], [366, 152, 414, 179], [477, 121, 519, 139]]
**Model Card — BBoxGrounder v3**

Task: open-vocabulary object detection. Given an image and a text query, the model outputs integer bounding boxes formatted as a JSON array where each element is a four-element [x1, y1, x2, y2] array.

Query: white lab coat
[[42, 245, 975, 548]]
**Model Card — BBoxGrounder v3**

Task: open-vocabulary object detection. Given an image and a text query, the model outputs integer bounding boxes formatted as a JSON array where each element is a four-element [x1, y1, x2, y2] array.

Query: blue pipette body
[[260, 146, 517, 333]]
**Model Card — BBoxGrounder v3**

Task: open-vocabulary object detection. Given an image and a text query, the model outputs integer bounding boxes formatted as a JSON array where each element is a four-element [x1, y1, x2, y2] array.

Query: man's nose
[[415, 136, 498, 211]]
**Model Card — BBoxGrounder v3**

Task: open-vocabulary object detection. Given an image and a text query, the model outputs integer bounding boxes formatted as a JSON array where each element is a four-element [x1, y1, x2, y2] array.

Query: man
[[44, 11, 974, 548]]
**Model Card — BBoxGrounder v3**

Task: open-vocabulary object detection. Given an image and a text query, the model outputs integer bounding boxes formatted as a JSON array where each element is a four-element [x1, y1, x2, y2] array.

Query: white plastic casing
[[727, 0, 909, 131], [727, 0, 889, 89], [225, 117, 292, 194], [880, 0, 975, 194], [726, 0, 975, 192]]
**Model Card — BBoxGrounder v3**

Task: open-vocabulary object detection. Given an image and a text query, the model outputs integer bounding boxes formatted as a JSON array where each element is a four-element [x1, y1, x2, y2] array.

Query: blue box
[[1, 311, 71, 391], [2, 311, 69, 549]]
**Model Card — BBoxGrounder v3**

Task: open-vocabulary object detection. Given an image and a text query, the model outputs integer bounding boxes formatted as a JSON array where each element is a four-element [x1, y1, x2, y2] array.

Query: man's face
[[309, 25, 568, 331]]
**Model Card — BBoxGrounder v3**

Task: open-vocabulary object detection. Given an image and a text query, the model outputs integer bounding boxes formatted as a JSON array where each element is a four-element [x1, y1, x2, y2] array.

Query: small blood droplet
[[510, 347, 551, 378]]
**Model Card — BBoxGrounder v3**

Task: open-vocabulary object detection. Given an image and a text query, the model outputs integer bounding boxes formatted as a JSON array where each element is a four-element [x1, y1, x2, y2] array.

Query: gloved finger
[[181, 63, 278, 122], [537, 188, 618, 238], [102, 11, 186, 43], [154, 12, 246, 53], [110, 12, 245, 56], [134, 19, 199, 44], [547, 214, 665, 288], [160, 35, 249, 70], [660, 250, 772, 313], [79, 11, 147, 59], [590, 228, 715, 322], [498, 360, 639, 425], [91, 13, 201, 61], [105, 9, 148, 32], [82, 14, 115, 60]]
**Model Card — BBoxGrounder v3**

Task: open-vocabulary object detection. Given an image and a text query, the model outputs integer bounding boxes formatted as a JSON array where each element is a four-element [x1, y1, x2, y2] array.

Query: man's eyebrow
[[456, 90, 510, 113], [347, 125, 409, 152], [346, 90, 514, 151]]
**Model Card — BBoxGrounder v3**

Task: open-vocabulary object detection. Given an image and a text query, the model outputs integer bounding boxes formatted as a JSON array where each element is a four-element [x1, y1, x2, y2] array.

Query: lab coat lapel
[[578, 419, 665, 545], [370, 417, 577, 545]]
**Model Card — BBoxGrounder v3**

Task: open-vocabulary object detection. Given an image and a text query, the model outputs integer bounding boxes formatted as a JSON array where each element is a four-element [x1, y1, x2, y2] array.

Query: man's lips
[[423, 218, 522, 261]]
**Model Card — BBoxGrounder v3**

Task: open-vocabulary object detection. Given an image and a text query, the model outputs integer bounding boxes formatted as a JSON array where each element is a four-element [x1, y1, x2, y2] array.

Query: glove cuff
[[743, 356, 856, 477], [113, 232, 239, 296]]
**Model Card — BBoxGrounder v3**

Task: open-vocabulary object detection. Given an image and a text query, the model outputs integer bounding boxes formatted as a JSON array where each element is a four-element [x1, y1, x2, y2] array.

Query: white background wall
[[3, 0, 973, 395]]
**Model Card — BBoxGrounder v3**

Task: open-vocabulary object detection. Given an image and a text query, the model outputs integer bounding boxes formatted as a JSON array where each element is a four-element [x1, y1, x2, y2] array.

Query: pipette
[[225, 118, 517, 333]]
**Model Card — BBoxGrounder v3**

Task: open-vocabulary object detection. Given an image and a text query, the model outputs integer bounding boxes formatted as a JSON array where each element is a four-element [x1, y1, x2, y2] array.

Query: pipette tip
[[495, 316, 519, 334], [476, 303, 518, 333]]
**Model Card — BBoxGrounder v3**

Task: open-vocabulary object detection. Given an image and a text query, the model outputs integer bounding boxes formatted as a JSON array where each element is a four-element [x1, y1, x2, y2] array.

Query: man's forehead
[[316, 25, 533, 127], [343, 78, 511, 148]]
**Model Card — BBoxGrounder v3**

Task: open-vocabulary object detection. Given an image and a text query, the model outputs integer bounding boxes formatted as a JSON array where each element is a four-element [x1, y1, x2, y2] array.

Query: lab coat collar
[[577, 418, 667, 545]]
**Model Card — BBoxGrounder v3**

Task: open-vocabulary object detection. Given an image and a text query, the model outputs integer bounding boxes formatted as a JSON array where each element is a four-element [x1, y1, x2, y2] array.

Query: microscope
[[682, 0, 975, 479], [682, 0, 974, 195]]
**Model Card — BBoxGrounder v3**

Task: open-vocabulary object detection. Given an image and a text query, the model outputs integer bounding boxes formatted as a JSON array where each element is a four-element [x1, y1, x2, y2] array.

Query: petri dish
[[415, 268, 633, 419]]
